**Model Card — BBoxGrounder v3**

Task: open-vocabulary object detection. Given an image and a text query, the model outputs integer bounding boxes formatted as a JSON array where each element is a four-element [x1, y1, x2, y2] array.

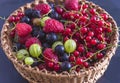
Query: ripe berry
[[25, 9, 34, 18], [8, 16, 15, 22], [16, 23, 32, 37], [32, 10, 40, 18], [97, 20, 104, 27], [61, 61, 72, 71], [101, 13, 108, 20], [43, 48, 58, 63], [88, 31, 94, 37], [73, 13, 80, 19], [54, 64, 60, 72], [17, 12, 24, 17], [96, 53, 104, 59], [25, 37, 41, 48], [34, 3, 51, 15], [76, 58, 83, 65], [96, 27, 103, 34], [55, 6, 63, 15], [82, 4, 88, 9], [73, 51, 80, 57], [38, 30, 46, 40], [48, 62, 54, 69], [97, 34, 103, 41], [59, 53, 69, 62], [46, 33, 58, 44], [80, 27, 88, 34], [69, 55, 76, 62], [77, 45, 85, 53], [90, 16, 98, 23], [62, 12, 70, 19], [55, 45, 65, 56], [85, 36, 92, 42], [80, 16, 87, 22], [21, 16, 30, 24], [83, 62, 89, 68], [65, 0, 79, 10], [31, 27, 40, 37], [90, 8, 96, 15], [90, 39, 97, 45], [48, 9, 60, 20], [97, 43, 106, 50], [15, 16, 20, 22], [64, 36, 69, 42], [63, 28, 72, 36], [86, 52, 93, 58], [10, 29, 16, 38]]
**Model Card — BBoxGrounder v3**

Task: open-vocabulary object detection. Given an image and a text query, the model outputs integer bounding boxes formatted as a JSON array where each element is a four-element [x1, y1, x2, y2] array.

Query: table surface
[[0, 0, 120, 83]]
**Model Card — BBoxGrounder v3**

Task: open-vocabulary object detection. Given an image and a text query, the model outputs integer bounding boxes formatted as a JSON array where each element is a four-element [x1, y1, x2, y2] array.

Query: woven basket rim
[[1, 0, 119, 77]]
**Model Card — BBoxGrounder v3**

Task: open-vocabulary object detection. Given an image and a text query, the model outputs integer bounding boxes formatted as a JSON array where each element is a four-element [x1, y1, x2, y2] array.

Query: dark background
[[0, 0, 120, 83]]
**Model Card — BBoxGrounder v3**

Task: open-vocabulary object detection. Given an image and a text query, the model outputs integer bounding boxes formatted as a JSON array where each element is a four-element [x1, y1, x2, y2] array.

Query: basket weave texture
[[1, 0, 119, 83]]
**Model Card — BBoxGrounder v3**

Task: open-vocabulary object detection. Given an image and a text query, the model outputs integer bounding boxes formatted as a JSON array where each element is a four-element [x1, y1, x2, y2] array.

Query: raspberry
[[16, 23, 32, 37], [43, 19, 64, 33], [25, 37, 41, 48], [18, 34, 32, 44], [65, 0, 79, 10], [34, 3, 51, 15], [43, 48, 58, 63]]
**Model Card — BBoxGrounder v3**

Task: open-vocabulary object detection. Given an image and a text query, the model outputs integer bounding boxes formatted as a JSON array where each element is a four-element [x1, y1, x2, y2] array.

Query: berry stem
[[41, 53, 61, 64], [70, 65, 79, 72], [36, 57, 45, 63], [83, 44, 114, 62]]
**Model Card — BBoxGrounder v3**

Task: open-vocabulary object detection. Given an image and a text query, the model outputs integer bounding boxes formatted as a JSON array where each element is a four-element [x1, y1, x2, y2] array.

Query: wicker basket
[[1, 0, 119, 83]]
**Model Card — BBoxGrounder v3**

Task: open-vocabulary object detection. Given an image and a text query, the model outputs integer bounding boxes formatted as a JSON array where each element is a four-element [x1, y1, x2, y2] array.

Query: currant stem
[[41, 53, 61, 64], [83, 44, 114, 62], [70, 65, 79, 72], [36, 57, 45, 63]]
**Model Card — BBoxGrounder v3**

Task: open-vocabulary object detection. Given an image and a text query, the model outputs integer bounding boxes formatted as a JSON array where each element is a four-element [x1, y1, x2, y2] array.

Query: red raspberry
[[34, 3, 51, 15], [65, 0, 79, 10], [25, 37, 41, 48], [18, 34, 32, 44], [43, 48, 58, 63], [16, 23, 32, 37], [43, 19, 64, 33]]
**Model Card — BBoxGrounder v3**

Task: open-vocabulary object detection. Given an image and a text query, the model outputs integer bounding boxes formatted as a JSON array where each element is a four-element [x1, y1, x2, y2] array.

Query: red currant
[[97, 43, 106, 50], [55, 6, 64, 15], [76, 58, 83, 65], [73, 51, 80, 57]]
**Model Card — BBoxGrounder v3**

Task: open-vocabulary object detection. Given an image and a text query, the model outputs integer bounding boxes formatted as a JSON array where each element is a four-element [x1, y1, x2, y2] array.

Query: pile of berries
[[9, 0, 113, 73]]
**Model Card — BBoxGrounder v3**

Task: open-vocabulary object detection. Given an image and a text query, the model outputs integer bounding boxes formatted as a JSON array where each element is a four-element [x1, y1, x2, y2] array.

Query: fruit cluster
[[9, 0, 114, 73]]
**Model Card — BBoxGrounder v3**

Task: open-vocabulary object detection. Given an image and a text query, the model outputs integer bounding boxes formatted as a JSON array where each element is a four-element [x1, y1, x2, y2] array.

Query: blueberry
[[48, 10, 61, 20], [49, 2, 55, 8], [42, 43, 51, 49], [46, 33, 58, 44], [59, 53, 69, 62], [32, 10, 41, 18], [25, 9, 34, 18], [31, 27, 40, 37], [31, 58, 40, 67], [61, 61, 72, 71], [55, 45, 64, 56], [38, 30, 46, 40], [13, 43, 25, 51], [21, 16, 30, 24]]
